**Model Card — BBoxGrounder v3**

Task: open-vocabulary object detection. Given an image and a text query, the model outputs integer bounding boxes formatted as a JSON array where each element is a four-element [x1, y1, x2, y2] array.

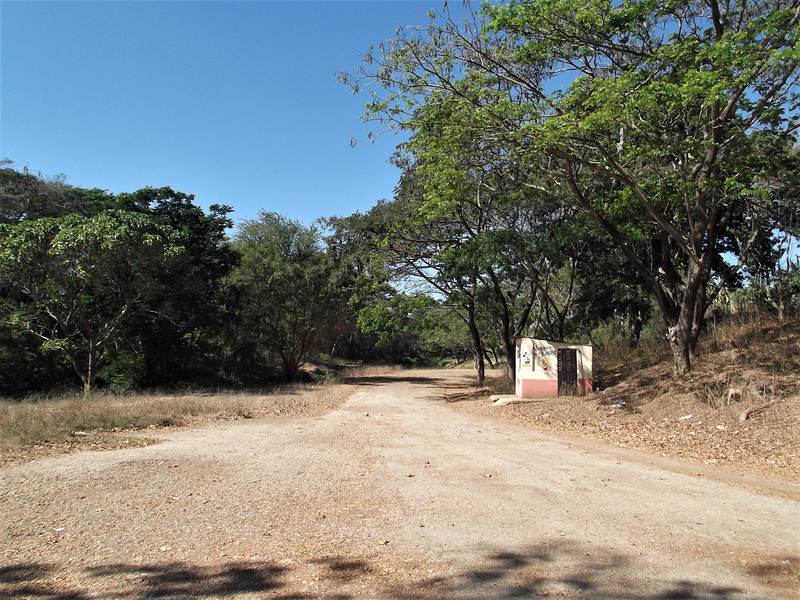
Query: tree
[[0, 210, 183, 394], [0, 166, 239, 392], [342, 0, 799, 374], [231, 212, 334, 382], [326, 186, 493, 383], [0, 160, 92, 224], [109, 187, 238, 385]]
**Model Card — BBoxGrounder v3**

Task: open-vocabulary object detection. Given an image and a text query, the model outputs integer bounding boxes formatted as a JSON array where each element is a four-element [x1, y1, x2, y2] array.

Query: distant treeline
[[1, 161, 797, 397]]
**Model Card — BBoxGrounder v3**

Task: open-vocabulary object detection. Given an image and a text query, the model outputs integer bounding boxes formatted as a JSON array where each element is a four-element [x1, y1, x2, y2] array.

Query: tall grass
[[0, 365, 413, 457], [338, 364, 406, 380]]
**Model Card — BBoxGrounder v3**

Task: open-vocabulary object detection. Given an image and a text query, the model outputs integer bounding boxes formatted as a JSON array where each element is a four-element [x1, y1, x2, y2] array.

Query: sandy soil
[[1, 370, 798, 599], [447, 370, 800, 492]]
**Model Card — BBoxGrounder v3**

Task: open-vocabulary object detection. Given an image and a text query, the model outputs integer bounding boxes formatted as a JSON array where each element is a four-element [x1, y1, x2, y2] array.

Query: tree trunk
[[629, 309, 643, 348], [74, 338, 99, 397], [500, 332, 516, 387], [473, 348, 485, 384], [485, 268, 519, 387], [668, 322, 692, 375], [281, 351, 299, 382], [668, 259, 708, 375], [688, 257, 713, 355], [465, 302, 485, 385]]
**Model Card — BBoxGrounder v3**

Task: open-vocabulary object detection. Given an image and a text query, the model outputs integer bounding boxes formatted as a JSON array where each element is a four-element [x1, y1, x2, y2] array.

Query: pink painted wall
[[516, 377, 558, 398]]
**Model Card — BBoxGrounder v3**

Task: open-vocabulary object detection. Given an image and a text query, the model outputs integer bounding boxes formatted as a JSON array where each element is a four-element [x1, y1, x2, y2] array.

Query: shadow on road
[[343, 375, 450, 386], [3, 539, 787, 599]]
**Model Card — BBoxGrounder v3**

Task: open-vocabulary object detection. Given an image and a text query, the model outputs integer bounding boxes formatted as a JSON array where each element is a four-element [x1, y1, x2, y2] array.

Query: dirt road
[[2, 371, 798, 599]]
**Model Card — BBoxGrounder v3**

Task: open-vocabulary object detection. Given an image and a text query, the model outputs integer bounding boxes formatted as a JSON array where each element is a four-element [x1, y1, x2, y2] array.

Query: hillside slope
[[448, 314, 800, 486]]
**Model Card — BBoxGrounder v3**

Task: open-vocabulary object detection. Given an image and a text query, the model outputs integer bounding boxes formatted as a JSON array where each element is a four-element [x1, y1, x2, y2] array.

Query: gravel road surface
[[2, 371, 798, 599]]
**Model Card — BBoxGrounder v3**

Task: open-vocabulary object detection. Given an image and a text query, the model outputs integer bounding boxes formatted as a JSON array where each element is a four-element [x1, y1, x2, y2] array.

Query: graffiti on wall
[[534, 344, 556, 371], [534, 344, 557, 358]]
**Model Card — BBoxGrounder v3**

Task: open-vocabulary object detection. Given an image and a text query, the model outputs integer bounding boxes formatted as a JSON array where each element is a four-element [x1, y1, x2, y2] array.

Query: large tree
[[231, 212, 335, 382], [342, 0, 799, 374], [110, 187, 238, 385], [0, 210, 182, 394]]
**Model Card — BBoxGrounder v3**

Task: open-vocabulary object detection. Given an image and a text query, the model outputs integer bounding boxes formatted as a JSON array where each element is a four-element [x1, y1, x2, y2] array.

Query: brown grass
[[0, 384, 350, 464], [337, 363, 406, 380], [0, 364, 413, 465]]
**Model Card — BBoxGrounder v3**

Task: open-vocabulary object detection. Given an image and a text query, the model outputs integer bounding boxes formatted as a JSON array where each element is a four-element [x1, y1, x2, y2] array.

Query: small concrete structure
[[515, 338, 592, 398]]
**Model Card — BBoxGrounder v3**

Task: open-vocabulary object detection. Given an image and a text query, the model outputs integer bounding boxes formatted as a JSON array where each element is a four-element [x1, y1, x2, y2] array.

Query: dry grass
[[0, 392, 244, 451], [0, 384, 348, 464], [337, 363, 406, 380], [0, 364, 412, 465]]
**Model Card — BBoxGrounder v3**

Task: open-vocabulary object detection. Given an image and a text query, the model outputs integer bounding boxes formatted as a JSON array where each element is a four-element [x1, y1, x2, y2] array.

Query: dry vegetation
[[449, 311, 800, 486], [0, 364, 407, 466], [0, 382, 351, 467]]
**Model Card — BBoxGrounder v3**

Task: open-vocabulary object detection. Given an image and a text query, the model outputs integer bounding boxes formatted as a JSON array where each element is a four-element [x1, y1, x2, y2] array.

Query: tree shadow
[[0, 560, 287, 599], [342, 375, 449, 386], [85, 561, 286, 596], [391, 541, 750, 599], [1, 540, 779, 599]]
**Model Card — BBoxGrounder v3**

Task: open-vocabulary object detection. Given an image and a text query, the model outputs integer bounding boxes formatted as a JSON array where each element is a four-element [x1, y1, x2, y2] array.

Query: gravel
[[2, 370, 798, 599]]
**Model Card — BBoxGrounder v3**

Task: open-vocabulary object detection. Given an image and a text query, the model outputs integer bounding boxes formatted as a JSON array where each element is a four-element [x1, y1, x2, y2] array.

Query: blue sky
[[1, 0, 464, 228]]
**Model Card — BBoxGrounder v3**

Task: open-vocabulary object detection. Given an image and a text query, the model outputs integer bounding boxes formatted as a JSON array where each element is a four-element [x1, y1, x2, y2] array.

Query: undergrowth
[[595, 309, 799, 408]]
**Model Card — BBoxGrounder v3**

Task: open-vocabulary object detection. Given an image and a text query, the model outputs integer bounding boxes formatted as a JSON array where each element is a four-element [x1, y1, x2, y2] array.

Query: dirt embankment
[[447, 368, 799, 489]]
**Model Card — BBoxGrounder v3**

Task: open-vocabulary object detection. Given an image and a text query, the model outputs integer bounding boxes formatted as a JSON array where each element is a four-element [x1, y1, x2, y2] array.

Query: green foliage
[[342, 0, 799, 374], [0, 162, 90, 224], [0, 210, 184, 393], [229, 212, 335, 381], [0, 166, 240, 393], [0, 311, 70, 397], [99, 348, 147, 393], [356, 289, 436, 347], [107, 187, 239, 386]]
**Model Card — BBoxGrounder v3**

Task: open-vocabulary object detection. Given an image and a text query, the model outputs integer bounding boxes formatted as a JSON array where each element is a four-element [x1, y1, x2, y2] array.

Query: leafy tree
[[231, 212, 334, 382], [0, 160, 92, 223], [0, 165, 238, 392], [109, 187, 238, 385], [0, 210, 183, 394], [324, 209, 456, 366], [342, 0, 799, 374], [326, 188, 493, 382]]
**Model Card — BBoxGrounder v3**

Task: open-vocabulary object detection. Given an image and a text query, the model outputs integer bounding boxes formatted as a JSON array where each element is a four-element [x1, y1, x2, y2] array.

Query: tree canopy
[[231, 212, 338, 382], [0, 210, 183, 393], [340, 0, 800, 374]]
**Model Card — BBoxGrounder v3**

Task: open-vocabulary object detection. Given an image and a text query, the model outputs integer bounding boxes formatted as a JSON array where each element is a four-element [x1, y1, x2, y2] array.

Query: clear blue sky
[[1, 0, 464, 228]]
